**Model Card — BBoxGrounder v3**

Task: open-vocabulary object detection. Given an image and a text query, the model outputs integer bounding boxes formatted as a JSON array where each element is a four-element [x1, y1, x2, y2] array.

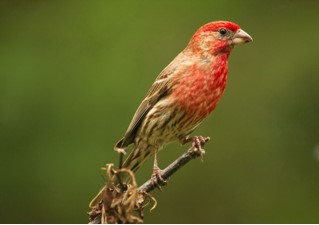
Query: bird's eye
[[219, 28, 227, 35]]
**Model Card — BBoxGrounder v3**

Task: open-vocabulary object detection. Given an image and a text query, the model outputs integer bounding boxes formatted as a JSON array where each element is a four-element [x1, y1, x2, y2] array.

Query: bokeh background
[[1, 0, 319, 223]]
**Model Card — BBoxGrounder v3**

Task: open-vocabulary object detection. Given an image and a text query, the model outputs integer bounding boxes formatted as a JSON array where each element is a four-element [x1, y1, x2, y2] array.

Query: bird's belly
[[135, 98, 196, 147]]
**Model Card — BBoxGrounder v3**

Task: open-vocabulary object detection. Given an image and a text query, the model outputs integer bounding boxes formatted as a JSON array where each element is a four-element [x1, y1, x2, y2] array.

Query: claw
[[151, 166, 166, 191], [186, 136, 210, 161]]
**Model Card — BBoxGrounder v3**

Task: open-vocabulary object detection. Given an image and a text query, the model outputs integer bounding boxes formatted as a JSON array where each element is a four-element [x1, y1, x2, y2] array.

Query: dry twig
[[88, 137, 209, 224]]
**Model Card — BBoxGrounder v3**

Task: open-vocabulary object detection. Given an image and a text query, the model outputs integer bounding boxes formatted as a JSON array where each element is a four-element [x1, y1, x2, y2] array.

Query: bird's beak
[[232, 29, 253, 45]]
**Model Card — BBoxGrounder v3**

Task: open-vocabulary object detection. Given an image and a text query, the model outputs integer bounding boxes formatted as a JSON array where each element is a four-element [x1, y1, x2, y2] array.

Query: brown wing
[[115, 61, 178, 149]]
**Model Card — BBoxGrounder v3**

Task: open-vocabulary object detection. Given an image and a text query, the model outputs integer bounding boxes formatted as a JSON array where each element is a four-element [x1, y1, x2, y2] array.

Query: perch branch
[[88, 137, 209, 224], [138, 147, 205, 193]]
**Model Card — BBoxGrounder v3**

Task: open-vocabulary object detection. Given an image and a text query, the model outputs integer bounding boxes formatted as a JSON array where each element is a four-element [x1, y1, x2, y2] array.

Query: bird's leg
[[151, 147, 166, 189], [180, 136, 210, 161], [179, 136, 192, 146]]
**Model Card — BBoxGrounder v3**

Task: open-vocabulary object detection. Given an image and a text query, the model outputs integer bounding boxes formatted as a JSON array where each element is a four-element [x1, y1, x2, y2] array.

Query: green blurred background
[[1, 0, 319, 223]]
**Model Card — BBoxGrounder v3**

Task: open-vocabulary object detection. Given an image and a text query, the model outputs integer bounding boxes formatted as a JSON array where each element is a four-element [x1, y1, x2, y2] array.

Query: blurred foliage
[[1, 0, 319, 223]]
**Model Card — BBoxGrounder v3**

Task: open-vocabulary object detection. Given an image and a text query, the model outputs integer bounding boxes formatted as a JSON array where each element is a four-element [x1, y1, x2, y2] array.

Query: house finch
[[116, 21, 252, 184]]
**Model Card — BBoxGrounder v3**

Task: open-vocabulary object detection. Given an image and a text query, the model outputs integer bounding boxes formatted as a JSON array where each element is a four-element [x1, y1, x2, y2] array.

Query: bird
[[116, 20, 253, 185]]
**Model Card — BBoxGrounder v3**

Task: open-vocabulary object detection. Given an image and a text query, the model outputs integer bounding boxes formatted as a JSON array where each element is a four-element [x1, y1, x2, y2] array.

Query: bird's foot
[[181, 136, 210, 161], [151, 166, 166, 191]]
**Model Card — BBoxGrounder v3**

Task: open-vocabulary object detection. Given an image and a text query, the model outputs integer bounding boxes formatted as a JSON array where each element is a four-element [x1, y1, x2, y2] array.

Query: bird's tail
[[121, 143, 154, 176]]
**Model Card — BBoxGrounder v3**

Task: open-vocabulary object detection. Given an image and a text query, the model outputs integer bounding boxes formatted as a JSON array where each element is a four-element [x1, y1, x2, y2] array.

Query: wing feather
[[116, 61, 178, 149]]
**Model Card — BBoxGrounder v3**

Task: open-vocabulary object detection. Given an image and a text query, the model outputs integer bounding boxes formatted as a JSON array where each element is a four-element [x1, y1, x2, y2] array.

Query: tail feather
[[122, 144, 154, 174]]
